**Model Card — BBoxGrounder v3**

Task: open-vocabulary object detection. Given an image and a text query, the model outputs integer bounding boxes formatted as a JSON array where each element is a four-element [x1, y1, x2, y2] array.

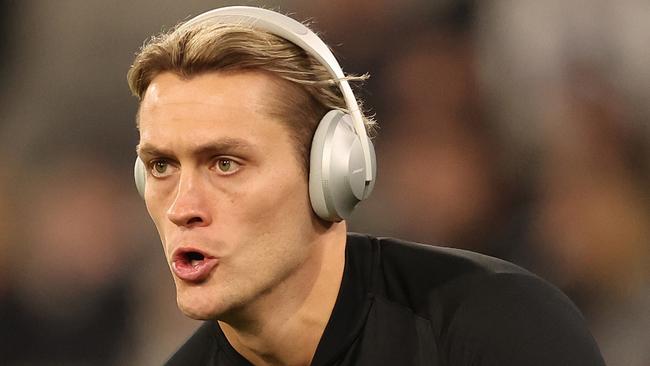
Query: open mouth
[[172, 248, 219, 282], [185, 251, 205, 267]]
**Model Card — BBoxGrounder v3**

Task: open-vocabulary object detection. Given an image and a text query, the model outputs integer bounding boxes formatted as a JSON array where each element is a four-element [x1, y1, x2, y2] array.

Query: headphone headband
[[179, 6, 374, 192]]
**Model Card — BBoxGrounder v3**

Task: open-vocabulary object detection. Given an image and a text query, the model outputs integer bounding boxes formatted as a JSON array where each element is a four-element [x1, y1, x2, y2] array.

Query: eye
[[149, 159, 176, 178], [215, 158, 241, 174]]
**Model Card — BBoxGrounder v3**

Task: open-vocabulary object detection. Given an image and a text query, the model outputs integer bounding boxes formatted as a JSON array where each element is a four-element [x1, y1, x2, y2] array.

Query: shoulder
[[440, 271, 604, 365], [349, 233, 530, 311], [348, 233, 605, 365], [371, 234, 528, 279], [164, 322, 218, 366]]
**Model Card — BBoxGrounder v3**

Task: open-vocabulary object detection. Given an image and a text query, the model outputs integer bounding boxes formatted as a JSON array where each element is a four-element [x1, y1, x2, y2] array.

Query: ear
[[309, 110, 376, 221]]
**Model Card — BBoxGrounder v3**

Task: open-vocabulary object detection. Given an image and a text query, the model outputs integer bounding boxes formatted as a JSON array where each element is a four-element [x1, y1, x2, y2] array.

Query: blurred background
[[0, 0, 648, 365]]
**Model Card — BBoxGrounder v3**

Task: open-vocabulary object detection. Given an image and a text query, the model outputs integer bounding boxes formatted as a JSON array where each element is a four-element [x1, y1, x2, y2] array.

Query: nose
[[166, 169, 212, 228]]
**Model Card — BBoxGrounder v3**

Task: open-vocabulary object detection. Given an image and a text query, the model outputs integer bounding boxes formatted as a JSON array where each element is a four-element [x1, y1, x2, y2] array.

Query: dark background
[[1, 1, 648, 365]]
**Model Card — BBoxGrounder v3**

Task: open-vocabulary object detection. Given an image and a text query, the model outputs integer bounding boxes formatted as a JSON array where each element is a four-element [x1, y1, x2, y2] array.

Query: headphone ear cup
[[309, 110, 376, 221], [134, 157, 146, 198]]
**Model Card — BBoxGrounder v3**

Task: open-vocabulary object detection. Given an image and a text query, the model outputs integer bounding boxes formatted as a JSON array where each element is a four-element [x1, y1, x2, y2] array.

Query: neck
[[219, 223, 347, 366]]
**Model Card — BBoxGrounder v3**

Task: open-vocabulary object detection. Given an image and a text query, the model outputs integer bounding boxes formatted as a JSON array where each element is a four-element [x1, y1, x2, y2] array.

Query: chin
[[177, 293, 222, 320], [174, 283, 227, 320], [179, 306, 215, 321]]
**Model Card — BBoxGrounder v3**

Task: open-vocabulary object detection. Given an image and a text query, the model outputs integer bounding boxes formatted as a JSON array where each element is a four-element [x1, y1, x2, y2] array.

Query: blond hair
[[127, 21, 376, 173]]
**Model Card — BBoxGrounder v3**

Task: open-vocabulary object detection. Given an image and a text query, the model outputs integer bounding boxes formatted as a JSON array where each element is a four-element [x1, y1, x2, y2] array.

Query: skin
[[137, 71, 347, 366]]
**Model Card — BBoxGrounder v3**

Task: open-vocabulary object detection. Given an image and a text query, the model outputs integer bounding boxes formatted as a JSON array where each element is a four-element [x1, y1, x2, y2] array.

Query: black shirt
[[165, 233, 605, 365]]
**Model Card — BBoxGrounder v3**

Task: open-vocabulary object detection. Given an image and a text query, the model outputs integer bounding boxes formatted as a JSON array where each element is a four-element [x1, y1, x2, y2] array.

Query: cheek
[[144, 194, 174, 252], [221, 165, 313, 246], [204, 171, 312, 297]]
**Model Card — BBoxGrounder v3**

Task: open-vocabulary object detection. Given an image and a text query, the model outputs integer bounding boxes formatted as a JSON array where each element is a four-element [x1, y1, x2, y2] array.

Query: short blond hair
[[127, 21, 376, 173]]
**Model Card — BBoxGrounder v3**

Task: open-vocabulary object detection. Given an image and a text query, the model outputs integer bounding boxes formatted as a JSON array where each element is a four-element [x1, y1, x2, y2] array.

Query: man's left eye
[[215, 158, 240, 173]]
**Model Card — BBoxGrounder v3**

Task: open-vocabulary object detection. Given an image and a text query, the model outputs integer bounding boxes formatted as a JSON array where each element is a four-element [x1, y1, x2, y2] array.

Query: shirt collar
[[310, 233, 375, 366]]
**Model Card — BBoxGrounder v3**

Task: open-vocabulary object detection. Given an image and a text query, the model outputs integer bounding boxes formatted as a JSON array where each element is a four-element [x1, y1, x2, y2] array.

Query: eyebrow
[[136, 137, 256, 159]]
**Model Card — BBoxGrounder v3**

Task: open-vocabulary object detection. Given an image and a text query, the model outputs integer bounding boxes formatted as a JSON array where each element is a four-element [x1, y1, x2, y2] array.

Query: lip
[[171, 247, 219, 283]]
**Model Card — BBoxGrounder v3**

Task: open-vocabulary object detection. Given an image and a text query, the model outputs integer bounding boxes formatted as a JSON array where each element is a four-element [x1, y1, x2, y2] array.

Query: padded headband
[[178, 6, 374, 195]]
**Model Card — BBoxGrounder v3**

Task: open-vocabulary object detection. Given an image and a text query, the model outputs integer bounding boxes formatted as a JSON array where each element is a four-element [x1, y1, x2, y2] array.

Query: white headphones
[[134, 6, 376, 222]]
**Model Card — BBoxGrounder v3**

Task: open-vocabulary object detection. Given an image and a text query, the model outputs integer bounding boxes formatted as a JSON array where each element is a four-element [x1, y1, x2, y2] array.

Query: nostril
[[187, 217, 203, 226]]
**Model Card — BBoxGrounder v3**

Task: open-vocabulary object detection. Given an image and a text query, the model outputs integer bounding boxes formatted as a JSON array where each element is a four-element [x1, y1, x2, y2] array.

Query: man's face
[[137, 71, 320, 320]]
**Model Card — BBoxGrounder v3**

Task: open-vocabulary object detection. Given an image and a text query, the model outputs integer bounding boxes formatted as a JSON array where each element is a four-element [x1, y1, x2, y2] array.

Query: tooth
[[191, 259, 200, 267]]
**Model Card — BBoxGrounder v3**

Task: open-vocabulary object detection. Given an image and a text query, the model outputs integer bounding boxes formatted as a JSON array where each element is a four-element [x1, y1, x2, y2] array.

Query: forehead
[[140, 70, 278, 122], [138, 71, 289, 148]]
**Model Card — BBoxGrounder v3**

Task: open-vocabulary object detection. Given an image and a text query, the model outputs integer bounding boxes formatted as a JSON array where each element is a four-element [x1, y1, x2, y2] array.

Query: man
[[128, 6, 604, 366]]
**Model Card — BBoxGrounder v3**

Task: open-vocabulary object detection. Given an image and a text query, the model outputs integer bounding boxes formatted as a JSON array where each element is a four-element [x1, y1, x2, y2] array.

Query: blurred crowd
[[1, 1, 648, 365]]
